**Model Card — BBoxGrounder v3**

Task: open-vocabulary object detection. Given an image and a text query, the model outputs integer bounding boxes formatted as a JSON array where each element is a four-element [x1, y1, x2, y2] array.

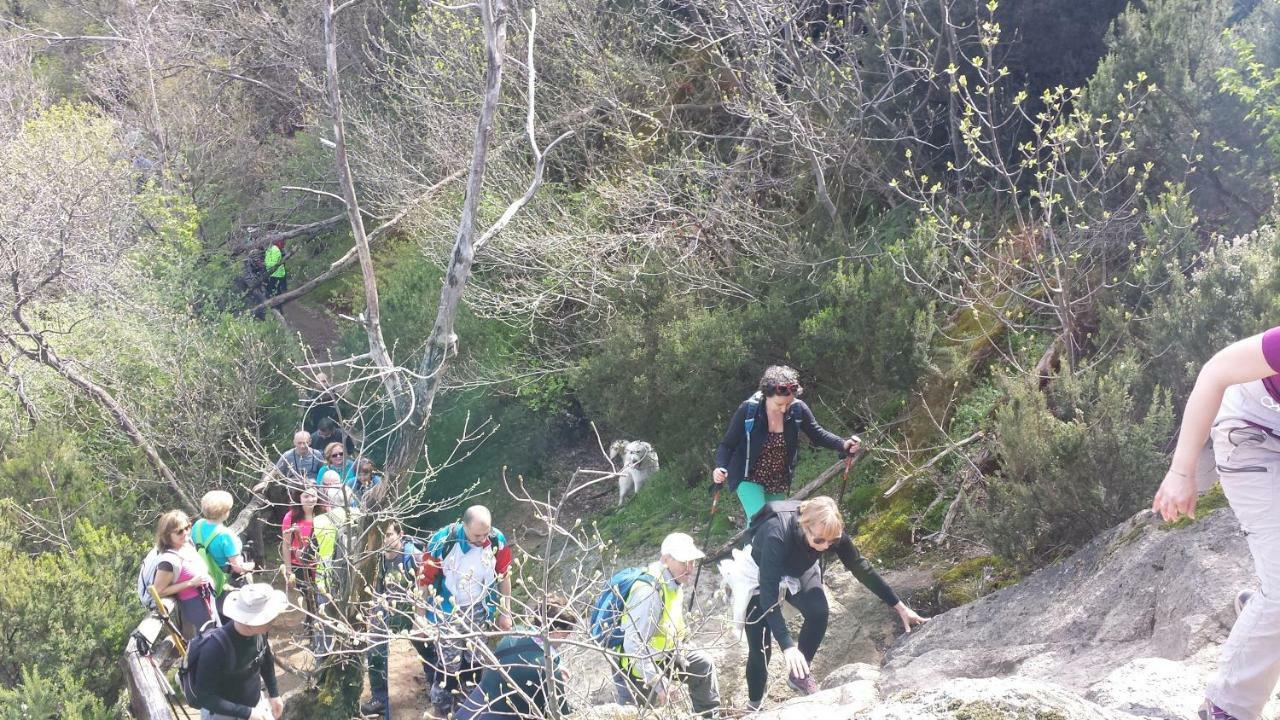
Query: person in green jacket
[[454, 595, 580, 720], [263, 239, 286, 298]]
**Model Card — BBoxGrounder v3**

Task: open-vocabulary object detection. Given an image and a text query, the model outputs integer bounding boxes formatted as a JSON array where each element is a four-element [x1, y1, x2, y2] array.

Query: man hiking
[[188, 583, 287, 720], [361, 522, 433, 719], [611, 532, 721, 719], [263, 238, 286, 299], [417, 505, 514, 718], [263, 431, 322, 485], [742, 497, 925, 710], [455, 595, 580, 720]]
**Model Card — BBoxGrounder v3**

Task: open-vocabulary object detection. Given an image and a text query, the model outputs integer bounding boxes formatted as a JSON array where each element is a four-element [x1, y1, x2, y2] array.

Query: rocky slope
[[747, 507, 1278, 720]]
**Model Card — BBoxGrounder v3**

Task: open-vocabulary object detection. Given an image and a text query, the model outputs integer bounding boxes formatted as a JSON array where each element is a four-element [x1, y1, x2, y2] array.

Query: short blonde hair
[[200, 490, 234, 522], [155, 510, 191, 551], [798, 496, 844, 538]]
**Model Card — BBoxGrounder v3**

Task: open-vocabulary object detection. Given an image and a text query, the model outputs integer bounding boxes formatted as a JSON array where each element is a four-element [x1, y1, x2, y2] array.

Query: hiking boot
[[786, 673, 819, 696], [1200, 700, 1240, 720], [1235, 590, 1253, 617], [359, 698, 387, 717]]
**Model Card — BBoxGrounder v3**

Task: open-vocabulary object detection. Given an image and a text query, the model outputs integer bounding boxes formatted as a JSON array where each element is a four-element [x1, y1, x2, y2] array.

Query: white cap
[[660, 532, 705, 563]]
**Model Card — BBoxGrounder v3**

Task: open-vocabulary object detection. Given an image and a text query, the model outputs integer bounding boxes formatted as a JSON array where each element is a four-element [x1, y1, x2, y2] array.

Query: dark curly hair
[[758, 365, 801, 397]]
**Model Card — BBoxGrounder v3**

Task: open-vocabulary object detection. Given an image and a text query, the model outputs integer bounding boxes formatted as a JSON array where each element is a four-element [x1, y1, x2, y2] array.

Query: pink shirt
[[283, 513, 315, 567]]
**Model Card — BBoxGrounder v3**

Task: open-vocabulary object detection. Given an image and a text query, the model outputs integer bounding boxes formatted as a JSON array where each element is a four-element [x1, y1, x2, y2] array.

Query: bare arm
[[1153, 333, 1275, 521]]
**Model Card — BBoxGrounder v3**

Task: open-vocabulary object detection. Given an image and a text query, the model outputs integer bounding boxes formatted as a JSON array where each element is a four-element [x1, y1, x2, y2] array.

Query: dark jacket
[[714, 397, 847, 491], [750, 501, 898, 650], [191, 624, 279, 718], [455, 635, 572, 720]]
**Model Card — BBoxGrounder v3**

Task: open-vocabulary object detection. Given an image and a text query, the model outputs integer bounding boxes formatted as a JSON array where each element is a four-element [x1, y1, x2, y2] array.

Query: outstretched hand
[[1152, 468, 1198, 522], [843, 436, 862, 455], [894, 602, 928, 633]]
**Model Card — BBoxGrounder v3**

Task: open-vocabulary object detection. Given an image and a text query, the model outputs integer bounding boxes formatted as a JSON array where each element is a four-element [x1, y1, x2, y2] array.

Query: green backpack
[[191, 520, 231, 593]]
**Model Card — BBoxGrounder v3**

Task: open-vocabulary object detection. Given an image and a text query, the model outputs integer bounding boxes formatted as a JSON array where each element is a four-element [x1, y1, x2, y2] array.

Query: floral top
[[750, 432, 790, 493]]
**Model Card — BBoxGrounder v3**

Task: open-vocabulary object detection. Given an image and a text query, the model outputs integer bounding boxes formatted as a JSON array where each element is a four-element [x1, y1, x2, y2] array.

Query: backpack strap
[[743, 392, 762, 478]]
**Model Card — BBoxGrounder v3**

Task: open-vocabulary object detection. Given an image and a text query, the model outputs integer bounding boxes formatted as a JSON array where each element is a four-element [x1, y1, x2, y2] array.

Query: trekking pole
[[824, 452, 857, 574], [688, 484, 722, 611], [148, 586, 188, 658]]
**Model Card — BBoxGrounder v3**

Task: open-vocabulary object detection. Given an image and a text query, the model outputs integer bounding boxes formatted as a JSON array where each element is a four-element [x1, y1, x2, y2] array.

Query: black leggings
[[744, 585, 829, 702]]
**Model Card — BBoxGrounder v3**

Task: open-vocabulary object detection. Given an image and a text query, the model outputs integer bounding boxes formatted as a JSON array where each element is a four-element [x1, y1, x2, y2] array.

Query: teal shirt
[[191, 519, 241, 570]]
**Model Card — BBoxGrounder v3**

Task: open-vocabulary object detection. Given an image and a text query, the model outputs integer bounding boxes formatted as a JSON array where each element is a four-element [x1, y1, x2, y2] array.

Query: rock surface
[[880, 509, 1249, 695]]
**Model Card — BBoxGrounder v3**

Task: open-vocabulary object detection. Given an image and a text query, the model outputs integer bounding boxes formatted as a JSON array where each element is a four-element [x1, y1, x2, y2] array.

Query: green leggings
[[736, 481, 788, 522]]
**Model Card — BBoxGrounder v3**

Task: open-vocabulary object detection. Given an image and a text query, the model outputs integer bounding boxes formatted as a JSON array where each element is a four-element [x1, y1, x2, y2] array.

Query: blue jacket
[[714, 397, 847, 492]]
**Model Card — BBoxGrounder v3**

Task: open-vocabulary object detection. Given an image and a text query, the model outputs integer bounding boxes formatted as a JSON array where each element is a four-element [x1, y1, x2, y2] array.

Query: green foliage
[[977, 358, 1174, 568], [0, 517, 143, 702], [0, 666, 114, 720], [0, 431, 141, 535], [1086, 0, 1276, 226], [932, 555, 1019, 610]]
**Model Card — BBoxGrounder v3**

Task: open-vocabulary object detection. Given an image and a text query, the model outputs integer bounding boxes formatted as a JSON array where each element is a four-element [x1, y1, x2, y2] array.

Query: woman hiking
[[713, 365, 861, 520], [149, 509, 217, 630], [1153, 328, 1280, 720], [742, 496, 925, 709]]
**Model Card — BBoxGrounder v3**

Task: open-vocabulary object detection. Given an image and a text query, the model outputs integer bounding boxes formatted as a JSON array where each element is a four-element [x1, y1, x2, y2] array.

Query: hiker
[[742, 497, 925, 709], [310, 499, 354, 654], [280, 487, 325, 599], [316, 441, 357, 485], [350, 457, 385, 507], [713, 365, 861, 520], [611, 533, 721, 718], [192, 490, 255, 616], [417, 505, 514, 718], [311, 416, 356, 456], [1152, 328, 1280, 720], [148, 509, 217, 630], [263, 238, 286, 299], [455, 595, 580, 720], [187, 583, 286, 720], [318, 469, 350, 509], [264, 431, 322, 485], [361, 522, 432, 719]]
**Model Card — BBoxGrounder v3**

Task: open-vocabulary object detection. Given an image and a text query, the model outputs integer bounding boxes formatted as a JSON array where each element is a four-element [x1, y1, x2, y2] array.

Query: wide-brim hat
[[223, 583, 289, 626]]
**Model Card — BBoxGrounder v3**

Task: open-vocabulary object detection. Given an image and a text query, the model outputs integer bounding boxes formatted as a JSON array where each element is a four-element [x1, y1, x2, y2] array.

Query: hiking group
[[136, 344, 1280, 720]]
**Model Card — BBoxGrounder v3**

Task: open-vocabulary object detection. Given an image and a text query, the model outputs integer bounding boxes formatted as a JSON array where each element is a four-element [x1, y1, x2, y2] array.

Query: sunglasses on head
[[773, 383, 800, 396]]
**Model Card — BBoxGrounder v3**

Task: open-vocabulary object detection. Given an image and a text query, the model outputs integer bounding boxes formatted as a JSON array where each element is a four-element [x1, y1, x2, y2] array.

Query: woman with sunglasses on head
[[743, 496, 926, 709], [714, 365, 862, 520]]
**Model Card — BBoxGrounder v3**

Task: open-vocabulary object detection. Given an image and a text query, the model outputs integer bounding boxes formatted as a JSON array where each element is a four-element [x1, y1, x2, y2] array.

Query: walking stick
[[688, 484, 722, 611], [824, 451, 857, 574]]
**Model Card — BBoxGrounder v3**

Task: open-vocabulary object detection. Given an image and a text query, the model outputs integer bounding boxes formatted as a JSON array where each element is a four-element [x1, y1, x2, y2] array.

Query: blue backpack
[[588, 567, 655, 648]]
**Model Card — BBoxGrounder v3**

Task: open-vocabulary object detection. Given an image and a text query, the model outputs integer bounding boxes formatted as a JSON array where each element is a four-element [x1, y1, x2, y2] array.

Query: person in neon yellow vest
[[613, 532, 721, 718], [263, 239, 286, 298]]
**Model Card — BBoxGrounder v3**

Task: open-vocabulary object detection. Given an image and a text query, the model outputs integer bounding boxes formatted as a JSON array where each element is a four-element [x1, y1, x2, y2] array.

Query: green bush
[[977, 357, 1173, 568], [0, 666, 114, 720], [0, 516, 143, 702]]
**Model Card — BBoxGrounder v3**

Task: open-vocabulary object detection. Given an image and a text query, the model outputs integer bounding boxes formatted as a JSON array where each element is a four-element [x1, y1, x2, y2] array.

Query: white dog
[[609, 440, 660, 507]]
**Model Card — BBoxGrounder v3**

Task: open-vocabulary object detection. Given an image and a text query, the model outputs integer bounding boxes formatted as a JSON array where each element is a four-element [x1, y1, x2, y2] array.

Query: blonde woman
[[150, 510, 217, 629], [743, 496, 926, 709], [192, 490, 255, 615]]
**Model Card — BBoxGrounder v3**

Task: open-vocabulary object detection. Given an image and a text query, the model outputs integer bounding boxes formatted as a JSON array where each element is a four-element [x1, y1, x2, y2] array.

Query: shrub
[[0, 666, 114, 720], [0, 516, 143, 702], [976, 357, 1173, 568]]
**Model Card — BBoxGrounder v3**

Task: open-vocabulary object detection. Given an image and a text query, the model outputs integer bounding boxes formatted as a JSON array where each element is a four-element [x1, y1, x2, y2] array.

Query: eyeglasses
[[809, 533, 839, 547], [773, 383, 800, 396]]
